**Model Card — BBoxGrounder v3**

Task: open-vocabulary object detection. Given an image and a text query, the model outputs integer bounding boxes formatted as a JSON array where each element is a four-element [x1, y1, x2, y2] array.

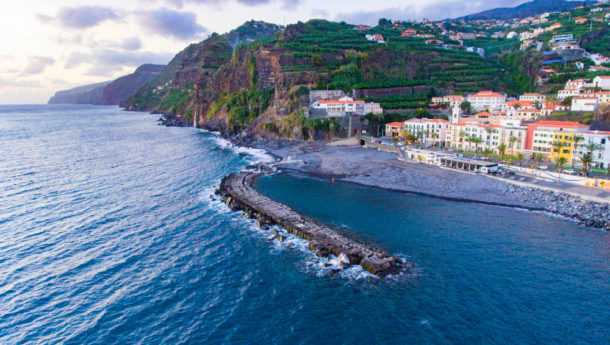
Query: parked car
[[564, 169, 577, 175]]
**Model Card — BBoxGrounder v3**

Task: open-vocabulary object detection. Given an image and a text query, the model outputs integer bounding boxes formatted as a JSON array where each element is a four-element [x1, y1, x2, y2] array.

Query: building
[[403, 118, 450, 147], [578, 131, 610, 169], [525, 121, 590, 162], [402, 29, 417, 37], [364, 102, 383, 115], [514, 108, 542, 121], [571, 97, 599, 112], [385, 122, 405, 137], [575, 17, 588, 24], [447, 122, 525, 154], [366, 34, 385, 43], [592, 76, 610, 90], [519, 93, 546, 102], [468, 91, 506, 111], [591, 91, 610, 104], [558, 89, 581, 100], [503, 100, 535, 111], [311, 96, 365, 117], [353, 24, 371, 31], [565, 79, 586, 90]]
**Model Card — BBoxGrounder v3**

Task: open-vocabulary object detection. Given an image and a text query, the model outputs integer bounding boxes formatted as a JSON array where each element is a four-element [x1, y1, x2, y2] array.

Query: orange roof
[[597, 76, 610, 79], [584, 131, 610, 135], [529, 121, 588, 128], [506, 100, 534, 107], [386, 122, 404, 127], [406, 118, 449, 123], [474, 111, 491, 116], [593, 91, 610, 95], [471, 91, 505, 98], [318, 99, 364, 104]]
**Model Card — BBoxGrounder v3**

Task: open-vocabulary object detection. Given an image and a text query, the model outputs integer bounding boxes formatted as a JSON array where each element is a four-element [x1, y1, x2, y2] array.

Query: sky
[[0, 0, 528, 104]]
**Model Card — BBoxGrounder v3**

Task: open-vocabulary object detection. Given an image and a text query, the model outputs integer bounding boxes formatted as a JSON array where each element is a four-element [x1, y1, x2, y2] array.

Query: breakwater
[[217, 170, 407, 277]]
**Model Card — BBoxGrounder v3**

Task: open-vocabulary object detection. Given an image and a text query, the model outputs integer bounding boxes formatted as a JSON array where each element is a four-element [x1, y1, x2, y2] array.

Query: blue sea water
[[0, 105, 608, 344]]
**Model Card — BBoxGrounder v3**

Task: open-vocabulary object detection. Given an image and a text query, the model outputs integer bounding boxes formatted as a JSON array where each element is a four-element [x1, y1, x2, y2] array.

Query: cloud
[[166, 0, 301, 10], [22, 56, 55, 76], [37, 6, 119, 29], [0, 78, 43, 88], [118, 37, 143, 51], [135, 7, 206, 40], [335, 0, 528, 24]]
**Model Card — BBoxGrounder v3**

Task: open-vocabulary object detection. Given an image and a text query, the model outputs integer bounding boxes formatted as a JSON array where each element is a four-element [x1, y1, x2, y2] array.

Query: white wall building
[[403, 118, 450, 146], [364, 102, 383, 115], [312, 96, 365, 117], [592, 76, 610, 90], [571, 97, 599, 112], [558, 89, 581, 100], [576, 131, 610, 169], [468, 91, 506, 112], [519, 93, 546, 102]]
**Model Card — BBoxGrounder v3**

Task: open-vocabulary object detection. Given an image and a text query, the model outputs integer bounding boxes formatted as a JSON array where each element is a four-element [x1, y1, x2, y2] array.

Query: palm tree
[[557, 156, 568, 182], [586, 142, 601, 156], [571, 135, 584, 167], [508, 136, 517, 162], [484, 127, 496, 145], [551, 140, 564, 161], [535, 153, 544, 169], [482, 148, 492, 160], [579, 154, 593, 176], [470, 136, 483, 153], [497, 143, 507, 163], [458, 130, 466, 150], [517, 152, 524, 167]]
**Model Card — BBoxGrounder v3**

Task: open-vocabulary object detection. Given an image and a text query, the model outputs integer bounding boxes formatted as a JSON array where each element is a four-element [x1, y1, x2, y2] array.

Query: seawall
[[217, 170, 407, 277]]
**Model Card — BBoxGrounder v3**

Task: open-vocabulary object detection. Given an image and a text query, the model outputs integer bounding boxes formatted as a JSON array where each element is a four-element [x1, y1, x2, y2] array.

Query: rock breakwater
[[217, 170, 408, 277]]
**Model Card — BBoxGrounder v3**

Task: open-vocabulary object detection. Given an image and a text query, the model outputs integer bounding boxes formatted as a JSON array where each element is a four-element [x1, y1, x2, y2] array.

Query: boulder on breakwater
[[217, 170, 407, 277]]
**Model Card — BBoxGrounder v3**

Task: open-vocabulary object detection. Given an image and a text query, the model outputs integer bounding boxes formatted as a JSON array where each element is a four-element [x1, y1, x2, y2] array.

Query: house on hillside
[[402, 29, 417, 37], [468, 91, 506, 111], [571, 96, 599, 112], [575, 17, 588, 24], [592, 76, 610, 90], [366, 34, 385, 44]]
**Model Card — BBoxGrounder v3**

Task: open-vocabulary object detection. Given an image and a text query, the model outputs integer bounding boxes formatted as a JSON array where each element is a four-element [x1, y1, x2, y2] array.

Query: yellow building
[[549, 132, 575, 162], [526, 121, 589, 162]]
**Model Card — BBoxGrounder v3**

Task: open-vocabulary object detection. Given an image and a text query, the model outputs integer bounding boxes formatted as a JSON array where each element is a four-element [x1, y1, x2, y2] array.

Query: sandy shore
[[250, 138, 609, 230]]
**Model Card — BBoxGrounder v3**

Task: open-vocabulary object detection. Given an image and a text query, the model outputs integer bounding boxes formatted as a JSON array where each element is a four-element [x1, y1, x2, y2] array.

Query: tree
[[378, 18, 392, 26], [551, 140, 564, 160], [509, 136, 518, 160], [557, 156, 568, 182], [535, 153, 544, 169], [586, 142, 601, 156], [497, 143, 507, 163], [579, 154, 593, 176], [460, 101, 471, 113], [483, 148, 492, 160], [484, 127, 496, 145], [392, 136, 399, 144], [571, 135, 584, 167], [517, 152, 524, 166], [470, 136, 483, 153]]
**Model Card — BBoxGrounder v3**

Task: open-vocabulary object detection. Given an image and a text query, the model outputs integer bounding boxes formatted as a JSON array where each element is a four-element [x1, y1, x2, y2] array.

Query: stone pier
[[217, 170, 407, 277]]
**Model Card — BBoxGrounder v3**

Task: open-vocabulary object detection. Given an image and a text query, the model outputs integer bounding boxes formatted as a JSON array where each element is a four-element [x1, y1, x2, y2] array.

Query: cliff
[[48, 81, 111, 105], [47, 64, 165, 105], [457, 0, 590, 21]]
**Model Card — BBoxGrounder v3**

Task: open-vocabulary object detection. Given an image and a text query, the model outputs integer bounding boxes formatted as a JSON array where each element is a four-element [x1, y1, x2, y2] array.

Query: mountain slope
[[48, 64, 165, 105], [48, 81, 111, 105], [458, 0, 590, 20]]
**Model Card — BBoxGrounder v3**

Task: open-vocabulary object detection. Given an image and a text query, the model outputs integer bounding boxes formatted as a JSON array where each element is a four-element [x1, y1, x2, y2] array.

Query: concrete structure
[[591, 91, 610, 104], [571, 96, 599, 112], [468, 91, 506, 111], [592, 76, 610, 90], [565, 79, 587, 90], [558, 89, 581, 100], [403, 118, 450, 147], [309, 90, 346, 103], [439, 156, 498, 173], [525, 121, 590, 162]]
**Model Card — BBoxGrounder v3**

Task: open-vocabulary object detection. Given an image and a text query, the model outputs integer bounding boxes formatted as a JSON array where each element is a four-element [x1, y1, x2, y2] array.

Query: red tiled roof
[[506, 100, 534, 107], [584, 131, 610, 135], [470, 91, 505, 98], [386, 122, 404, 127], [529, 121, 589, 128], [318, 99, 364, 104]]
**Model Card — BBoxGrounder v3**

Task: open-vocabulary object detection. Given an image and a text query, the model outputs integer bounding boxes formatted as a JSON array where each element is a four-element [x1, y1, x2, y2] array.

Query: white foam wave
[[208, 134, 274, 164]]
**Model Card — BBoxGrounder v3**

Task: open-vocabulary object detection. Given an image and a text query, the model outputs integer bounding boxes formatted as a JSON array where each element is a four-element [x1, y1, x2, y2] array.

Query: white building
[[558, 89, 581, 100], [364, 102, 383, 115], [312, 96, 365, 116], [468, 91, 506, 112], [565, 79, 586, 90], [571, 96, 599, 112], [577, 131, 610, 169], [592, 91, 610, 104], [403, 118, 450, 147], [506, 31, 518, 39], [592, 76, 610, 90], [519, 93, 546, 102]]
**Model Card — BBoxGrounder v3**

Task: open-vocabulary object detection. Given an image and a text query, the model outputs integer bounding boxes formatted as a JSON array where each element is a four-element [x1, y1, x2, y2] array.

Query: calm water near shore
[[0, 105, 608, 344]]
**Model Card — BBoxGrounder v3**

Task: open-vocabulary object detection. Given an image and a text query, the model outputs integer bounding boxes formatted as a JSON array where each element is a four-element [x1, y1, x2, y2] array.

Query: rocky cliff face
[[47, 64, 165, 105], [48, 81, 111, 105]]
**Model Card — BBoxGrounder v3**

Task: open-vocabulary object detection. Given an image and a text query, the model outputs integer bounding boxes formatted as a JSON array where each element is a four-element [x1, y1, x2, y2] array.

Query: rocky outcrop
[[217, 170, 408, 277]]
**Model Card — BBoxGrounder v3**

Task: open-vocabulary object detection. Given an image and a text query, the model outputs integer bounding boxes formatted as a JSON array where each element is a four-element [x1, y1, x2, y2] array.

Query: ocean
[[0, 105, 608, 344]]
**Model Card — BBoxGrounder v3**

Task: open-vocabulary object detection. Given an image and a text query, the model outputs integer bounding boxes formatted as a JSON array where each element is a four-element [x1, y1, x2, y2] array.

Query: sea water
[[0, 105, 608, 344]]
